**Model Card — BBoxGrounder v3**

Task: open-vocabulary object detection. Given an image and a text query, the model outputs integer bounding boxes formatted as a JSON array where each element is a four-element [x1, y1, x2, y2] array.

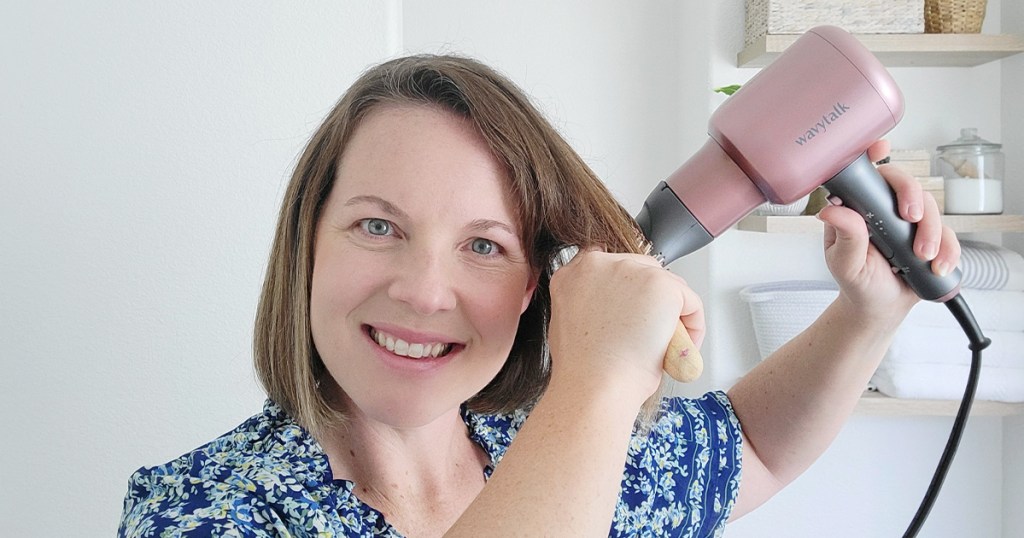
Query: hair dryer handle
[[822, 153, 962, 302]]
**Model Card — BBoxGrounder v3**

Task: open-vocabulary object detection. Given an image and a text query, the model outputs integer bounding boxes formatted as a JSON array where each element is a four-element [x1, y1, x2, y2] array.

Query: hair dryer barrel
[[637, 139, 765, 263]]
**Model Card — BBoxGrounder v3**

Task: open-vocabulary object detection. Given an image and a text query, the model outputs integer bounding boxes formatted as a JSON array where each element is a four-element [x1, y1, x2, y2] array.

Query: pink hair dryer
[[637, 25, 961, 302]]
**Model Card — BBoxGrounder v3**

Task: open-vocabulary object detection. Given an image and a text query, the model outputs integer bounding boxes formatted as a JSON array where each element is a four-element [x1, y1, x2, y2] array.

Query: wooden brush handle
[[663, 320, 703, 382], [631, 238, 703, 382]]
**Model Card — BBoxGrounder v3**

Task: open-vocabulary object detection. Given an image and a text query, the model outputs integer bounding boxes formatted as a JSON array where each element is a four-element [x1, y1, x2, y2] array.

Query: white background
[[2, 1, 1021, 536]]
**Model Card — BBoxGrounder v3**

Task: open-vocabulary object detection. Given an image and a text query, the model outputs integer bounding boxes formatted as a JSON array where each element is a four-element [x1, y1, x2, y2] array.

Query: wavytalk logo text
[[795, 102, 851, 145]]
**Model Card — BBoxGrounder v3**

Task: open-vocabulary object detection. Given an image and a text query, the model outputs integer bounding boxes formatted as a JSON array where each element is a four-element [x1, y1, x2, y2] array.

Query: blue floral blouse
[[119, 392, 742, 537]]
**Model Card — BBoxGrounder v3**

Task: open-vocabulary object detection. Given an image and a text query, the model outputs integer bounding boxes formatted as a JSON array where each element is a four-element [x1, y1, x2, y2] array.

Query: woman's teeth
[[371, 328, 451, 359]]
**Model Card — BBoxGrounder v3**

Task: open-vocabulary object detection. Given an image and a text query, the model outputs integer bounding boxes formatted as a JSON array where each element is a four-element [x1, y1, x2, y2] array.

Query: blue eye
[[361, 218, 392, 236], [471, 238, 497, 256]]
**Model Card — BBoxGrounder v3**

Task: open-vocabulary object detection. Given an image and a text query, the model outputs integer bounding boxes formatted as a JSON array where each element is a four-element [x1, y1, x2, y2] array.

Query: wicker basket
[[739, 281, 838, 359], [745, 0, 925, 46], [754, 193, 810, 216], [924, 0, 987, 33]]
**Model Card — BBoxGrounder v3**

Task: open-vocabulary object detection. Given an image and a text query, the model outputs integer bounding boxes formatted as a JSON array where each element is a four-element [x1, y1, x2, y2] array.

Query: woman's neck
[[317, 398, 491, 535]]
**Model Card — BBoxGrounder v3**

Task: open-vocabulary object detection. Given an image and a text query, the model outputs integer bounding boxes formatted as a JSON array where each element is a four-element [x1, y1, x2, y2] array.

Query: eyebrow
[[343, 195, 409, 220], [468, 219, 518, 238], [345, 195, 519, 238]]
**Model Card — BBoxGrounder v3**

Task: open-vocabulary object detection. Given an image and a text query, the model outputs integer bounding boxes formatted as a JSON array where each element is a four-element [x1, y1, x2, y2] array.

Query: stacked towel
[[958, 240, 1024, 291], [904, 289, 1024, 332], [871, 241, 1024, 402], [872, 326, 1024, 402]]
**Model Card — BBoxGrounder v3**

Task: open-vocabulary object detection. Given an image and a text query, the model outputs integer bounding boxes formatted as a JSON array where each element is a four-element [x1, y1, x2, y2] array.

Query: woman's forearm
[[446, 375, 643, 537], [727, 294, 907, 487]]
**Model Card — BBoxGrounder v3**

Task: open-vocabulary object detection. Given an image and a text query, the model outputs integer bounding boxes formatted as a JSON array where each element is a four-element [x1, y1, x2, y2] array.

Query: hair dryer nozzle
[[637, 139, 767, 264], [636, 182, 713, 264]]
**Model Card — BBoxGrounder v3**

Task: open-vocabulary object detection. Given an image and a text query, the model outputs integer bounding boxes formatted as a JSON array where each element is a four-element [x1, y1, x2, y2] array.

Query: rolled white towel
[[958, 240, 1024, 291], [884, 327, 1023, 368], [872, 363, 1024, 403], [904, 289, 1024, 332]]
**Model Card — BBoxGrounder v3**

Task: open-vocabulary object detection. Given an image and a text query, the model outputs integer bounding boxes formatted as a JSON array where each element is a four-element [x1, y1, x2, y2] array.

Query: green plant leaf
[[713, 84, 742, 96]]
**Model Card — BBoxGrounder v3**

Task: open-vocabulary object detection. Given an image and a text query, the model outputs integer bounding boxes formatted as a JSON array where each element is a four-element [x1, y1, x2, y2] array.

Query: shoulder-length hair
[[254, 54, 653, 436]]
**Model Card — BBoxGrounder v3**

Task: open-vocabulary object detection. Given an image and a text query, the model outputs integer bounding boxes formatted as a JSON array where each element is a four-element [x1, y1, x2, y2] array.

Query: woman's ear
[[520, 271, 539, 314]]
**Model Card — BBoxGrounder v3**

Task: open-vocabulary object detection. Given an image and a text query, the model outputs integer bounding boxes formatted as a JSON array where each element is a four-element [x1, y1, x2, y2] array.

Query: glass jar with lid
[[935, 128, 1004, 214]]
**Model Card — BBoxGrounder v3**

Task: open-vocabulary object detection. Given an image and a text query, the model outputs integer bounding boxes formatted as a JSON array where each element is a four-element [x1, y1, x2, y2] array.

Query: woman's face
[[311, 105, 537, 428]]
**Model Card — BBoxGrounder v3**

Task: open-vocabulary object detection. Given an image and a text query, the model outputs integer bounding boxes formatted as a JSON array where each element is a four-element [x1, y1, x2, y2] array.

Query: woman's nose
[[387, 248, 458, 315]]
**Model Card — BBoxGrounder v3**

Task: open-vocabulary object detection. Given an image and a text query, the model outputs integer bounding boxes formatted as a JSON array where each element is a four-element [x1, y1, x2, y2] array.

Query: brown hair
[[254, 54, 653, 436]]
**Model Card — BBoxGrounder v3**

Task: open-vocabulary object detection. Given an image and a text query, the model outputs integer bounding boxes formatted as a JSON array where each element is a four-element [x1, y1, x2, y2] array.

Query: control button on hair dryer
[[824, 153, 961, 302], [864, 220, 895, 258]]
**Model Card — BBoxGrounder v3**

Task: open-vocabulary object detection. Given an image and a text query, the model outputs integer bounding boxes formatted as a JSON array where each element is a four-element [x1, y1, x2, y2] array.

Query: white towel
[[884, 326, 1023, 368], [872, 327, 1024, 402], [959, 240, 1024, 291], [904, 289, 1024, 332], [872, 363, 1024, 403]]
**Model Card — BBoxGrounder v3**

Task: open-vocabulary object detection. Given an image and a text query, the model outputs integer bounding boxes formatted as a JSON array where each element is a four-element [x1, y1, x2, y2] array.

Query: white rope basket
[[739, 281, 839, 359]]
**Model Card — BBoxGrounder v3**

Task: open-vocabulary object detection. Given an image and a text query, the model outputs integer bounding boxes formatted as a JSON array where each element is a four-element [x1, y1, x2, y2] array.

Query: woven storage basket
[[924, 0, 987, 33], [754, 193, 811, 216], [745, 0, 925, 45], [739, 281, 838, 359]]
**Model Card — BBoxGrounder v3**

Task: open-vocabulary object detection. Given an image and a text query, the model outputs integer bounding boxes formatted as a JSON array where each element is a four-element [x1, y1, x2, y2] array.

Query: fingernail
[[934, 260, 950, 276], [907, 203, 923, 221], [922, 240, 938, 259], [875, 156, 891, 165]]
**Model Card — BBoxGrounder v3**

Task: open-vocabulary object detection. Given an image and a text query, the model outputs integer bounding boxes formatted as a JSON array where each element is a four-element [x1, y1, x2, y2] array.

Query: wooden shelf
[[737, 214, 1024, 234], [856, 391, 1024, 416], [738, 33, 1024, 68]]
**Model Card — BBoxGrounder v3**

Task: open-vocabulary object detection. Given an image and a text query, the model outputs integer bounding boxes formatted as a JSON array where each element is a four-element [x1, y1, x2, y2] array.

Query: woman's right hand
[[546, 249, 704, 403]]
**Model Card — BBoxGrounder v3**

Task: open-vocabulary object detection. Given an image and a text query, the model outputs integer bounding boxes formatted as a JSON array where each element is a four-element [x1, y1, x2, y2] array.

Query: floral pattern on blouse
[[119, 392, 741, 537]]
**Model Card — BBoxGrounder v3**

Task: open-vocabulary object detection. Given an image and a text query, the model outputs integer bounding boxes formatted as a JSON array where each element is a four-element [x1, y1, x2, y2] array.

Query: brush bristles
[[634, 234, 665, 267], [550, 236, 663, 273], [549, 245, 580, 273]]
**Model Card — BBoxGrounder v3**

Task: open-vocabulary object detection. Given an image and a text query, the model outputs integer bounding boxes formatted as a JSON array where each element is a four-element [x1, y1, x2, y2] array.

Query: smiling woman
[[250, 56, 653, 440], [117, 52, 960, 538], [119, 55, 738, 537]]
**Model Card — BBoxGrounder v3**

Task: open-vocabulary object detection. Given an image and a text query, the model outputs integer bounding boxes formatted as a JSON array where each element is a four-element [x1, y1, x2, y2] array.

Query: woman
[[119, 55, 958, 537]]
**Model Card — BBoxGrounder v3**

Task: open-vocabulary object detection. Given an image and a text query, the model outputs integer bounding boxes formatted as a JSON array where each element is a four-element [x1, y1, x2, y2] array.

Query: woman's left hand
[[816, 140, 961, 319]]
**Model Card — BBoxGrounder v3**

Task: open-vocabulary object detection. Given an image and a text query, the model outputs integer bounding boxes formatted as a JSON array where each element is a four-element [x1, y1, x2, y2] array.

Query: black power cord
[[903, 294, 992, 538]]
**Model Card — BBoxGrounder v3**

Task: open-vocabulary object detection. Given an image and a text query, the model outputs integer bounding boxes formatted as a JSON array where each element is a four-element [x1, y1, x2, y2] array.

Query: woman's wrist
[[832, 290, 915, 340], [544, 357, 654, 418]]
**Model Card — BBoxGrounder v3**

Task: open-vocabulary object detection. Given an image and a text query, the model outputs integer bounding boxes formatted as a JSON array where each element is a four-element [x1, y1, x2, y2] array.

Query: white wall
[[2, 1, 1016, 536], [1, 2, 397, 535], [1000, 3, 1024, 537]]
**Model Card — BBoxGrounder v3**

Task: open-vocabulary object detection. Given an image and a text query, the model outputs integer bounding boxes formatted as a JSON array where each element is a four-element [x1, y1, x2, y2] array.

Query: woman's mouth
[[367, 326, 455, 359]]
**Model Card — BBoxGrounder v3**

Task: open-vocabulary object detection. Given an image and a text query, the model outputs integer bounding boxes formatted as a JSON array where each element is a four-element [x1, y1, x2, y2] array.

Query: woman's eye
[[471, 238, 497, 256], [360, 218, 392, 236]]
